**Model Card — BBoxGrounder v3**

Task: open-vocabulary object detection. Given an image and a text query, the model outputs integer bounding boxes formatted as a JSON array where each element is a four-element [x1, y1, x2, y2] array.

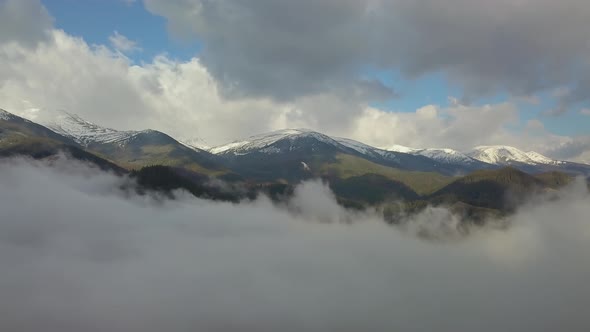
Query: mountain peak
[[210, 128, 338, 155], [43, 111, 151, 147], [468, 145, 562, 166], [380, 144, 482, 166]]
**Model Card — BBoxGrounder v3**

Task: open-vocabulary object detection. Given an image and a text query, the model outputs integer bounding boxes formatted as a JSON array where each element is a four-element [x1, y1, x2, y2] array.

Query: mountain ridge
[[12, 109, 590, 176], [2, 108, 587, 223]]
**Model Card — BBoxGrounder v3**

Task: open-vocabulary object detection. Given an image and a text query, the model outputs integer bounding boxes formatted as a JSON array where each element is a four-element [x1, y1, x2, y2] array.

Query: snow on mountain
[[180, 137, 210, 151], [381, 144, 420, 154], [211, 130, 485, 168], [380, 144, 480, 165], [417, 148, 481, 165], [0, 109, 15, 121], [334, 137, 401, 160], [210, 129, 341, 155], [524, 151, 562, 165], [44, 111, 152, 147], [0, 109, 32, 123], [467, 146, 563, 166], [38, 111, 568, 168]]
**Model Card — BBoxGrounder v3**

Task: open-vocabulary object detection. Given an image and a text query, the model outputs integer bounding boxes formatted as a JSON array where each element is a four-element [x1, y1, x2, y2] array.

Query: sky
[[0, 0, 589, 162]]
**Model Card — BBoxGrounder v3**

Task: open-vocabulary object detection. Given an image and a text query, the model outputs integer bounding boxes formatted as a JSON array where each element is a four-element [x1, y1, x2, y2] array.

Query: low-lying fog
[[1, 157, 589, 331]]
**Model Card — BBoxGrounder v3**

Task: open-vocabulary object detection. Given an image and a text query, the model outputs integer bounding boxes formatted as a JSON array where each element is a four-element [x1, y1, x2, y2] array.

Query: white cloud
[[109, 31, 141, 53], [546, 136, 590, 164], [0, 29, 295, 145], [0, 1, 587, 160], [580, 108, 590, 116], [1, 156, 590, 331], [347, 102, 572, 155]]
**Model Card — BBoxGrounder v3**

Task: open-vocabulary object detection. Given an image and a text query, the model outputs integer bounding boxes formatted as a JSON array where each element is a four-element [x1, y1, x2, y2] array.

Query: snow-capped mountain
[[209, 129, 488, 175], [333, 137, 401, 160], [44, 111, 155, 147], [467, 146, 564, 166], [419, 148, 482, 165], [36, 111, 225, 172], [210, 129, 343, 155], [3, 107, 590, 178], [212, 130, 428, 165], [382, 144, 484, 166]]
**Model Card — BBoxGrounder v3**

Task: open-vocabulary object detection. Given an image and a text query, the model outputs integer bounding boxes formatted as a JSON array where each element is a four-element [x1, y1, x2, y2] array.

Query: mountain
[[0, 109, 124, 172], [427, 167, 571, 211], [6, 108, 589, 179], [209, 129, 467, 188], [210, 129, 487, 179], [2, 108, 583, 223], [467, 145, 590, 175], [382, 142, 590, 176], [44, 111, 226, 175], [467, 145, 562, 166], [382, 144, 493, 173], [210, 129, 359, 181]]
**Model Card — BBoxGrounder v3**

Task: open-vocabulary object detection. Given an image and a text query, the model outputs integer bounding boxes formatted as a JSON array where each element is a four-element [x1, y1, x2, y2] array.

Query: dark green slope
[[132, 165, 248, 201], [428, 167, 571, 211], [328, 174, 420, 205], [84, 130, 226, 175]]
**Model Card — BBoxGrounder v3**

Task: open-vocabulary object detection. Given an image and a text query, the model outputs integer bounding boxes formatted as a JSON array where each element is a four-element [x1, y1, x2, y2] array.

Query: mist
[[1, 157, 590, 331]]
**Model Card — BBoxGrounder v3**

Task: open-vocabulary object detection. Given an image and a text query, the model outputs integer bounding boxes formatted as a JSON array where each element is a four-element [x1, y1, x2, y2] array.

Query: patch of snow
[[334, 137, 399, 161], [180, 137, 210, 151], [525, 151, 564, 165], [43, 111, 150, 147], [0, 109, 14, 120], [210, 129, 340, 155], [336, 137, 378, 155], [380, 144, 480, 165], [381, 144, 420, 154], [301, 161, 310, 171], [467, 145, 562, 165], [417, 148, 479, 165]]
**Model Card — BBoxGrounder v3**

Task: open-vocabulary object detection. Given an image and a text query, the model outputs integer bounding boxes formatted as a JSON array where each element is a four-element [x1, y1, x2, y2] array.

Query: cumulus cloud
[[546, 136, 590, 164], [348, 102, 571, 153], [1, 156, 590, 331], [0, 29, 292, 145], [145, 0, 590, 110]]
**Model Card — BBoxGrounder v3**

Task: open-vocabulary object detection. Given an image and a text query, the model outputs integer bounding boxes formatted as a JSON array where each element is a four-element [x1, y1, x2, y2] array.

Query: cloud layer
[[1, 156, 590, 331], [145, 0, 590, 109]]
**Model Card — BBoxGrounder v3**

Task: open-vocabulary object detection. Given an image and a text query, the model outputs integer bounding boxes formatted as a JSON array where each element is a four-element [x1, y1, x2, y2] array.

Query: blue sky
[[40, 0, 590, 137], [43, 0, 200, 62]]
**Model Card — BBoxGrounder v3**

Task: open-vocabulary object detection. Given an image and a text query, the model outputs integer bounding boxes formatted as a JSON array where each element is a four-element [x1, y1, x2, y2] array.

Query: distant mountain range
[[207, 124, 589, 176], [2, 108, 589, 223]]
